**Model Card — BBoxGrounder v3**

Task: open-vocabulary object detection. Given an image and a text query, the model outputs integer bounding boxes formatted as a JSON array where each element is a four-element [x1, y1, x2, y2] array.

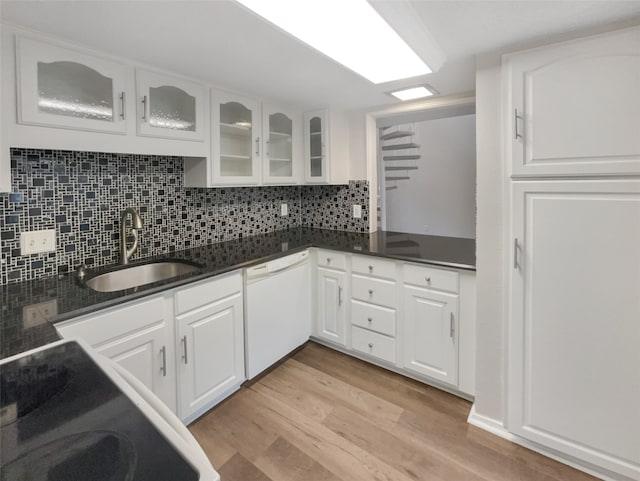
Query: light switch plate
[[281, 203, 288, 216], [353, 204, 362, 218], [20, 230, 56, 255], [23, 300, 58, 327]]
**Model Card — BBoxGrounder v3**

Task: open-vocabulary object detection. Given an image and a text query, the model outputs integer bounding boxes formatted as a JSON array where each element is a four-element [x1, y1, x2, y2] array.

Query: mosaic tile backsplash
[[1, 149, 368, 285]]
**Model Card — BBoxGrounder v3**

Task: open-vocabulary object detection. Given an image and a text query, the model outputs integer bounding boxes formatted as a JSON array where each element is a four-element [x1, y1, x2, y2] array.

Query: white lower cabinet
[[175, 276, 244, 422], [403, 286, 458, 386], [56, 270, 244, 423], [55, 295, 176, 412], [312, 249, 475, 396], [316, 264, 347, 346]]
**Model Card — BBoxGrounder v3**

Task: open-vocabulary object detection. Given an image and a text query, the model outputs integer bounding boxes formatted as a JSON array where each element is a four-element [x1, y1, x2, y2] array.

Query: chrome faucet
[[120, 207, 143, 265]]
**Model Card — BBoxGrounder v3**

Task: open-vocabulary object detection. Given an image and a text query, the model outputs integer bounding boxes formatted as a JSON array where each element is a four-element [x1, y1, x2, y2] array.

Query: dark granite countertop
[[0, 227, 475, 359]]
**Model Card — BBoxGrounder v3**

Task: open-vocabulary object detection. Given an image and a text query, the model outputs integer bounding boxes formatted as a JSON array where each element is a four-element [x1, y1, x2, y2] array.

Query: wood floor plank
[[188, 421, 236, 468], [218, 452, 274, 481], [191, 343, 598, 481], [269, 358, 404, 430], [254, 436, 344, 481], [323, 405, 483, 481], [193, 389, 280, 462], [252, 363, 336, 423], [294, 342, 470, 419], [241, 386, 419, 481]]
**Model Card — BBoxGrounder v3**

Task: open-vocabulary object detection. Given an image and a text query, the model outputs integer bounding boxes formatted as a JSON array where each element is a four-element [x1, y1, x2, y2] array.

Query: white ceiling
[[1, 1, 639, 110]]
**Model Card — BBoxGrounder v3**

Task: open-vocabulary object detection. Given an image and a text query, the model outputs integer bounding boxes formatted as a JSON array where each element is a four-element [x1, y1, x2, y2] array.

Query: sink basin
[[85, 260, 202, 292]]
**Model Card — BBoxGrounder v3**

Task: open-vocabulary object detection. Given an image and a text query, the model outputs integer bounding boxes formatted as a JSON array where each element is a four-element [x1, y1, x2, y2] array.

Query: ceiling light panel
[[235, 0, 431, 84], [390, 86, 435, 101]]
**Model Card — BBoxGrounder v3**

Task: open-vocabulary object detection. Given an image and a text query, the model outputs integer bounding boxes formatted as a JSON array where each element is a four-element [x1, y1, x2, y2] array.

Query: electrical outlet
[[280, 203, 288, 216], [23, 300, 58, 327], [20, 230, 56, 255], [353, 204, 362, 219]]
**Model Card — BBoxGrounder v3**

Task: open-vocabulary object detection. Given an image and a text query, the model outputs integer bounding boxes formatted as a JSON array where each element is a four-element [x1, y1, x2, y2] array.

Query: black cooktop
[[0, 341, 199, 481]]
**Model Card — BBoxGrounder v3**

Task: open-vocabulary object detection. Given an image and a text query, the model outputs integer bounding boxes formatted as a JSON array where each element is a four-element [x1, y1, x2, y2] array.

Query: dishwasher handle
[[246, 251, 309, 280]]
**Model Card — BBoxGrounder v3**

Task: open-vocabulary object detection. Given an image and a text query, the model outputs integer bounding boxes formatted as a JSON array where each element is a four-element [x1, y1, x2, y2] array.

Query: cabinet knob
[[368, 343, 374, 349], [367, 317, 372, 323], [326, 257, 331, 264], [425, 276, 431, 283], [368, 289, 374, 295], [368, 265, 373, 272]]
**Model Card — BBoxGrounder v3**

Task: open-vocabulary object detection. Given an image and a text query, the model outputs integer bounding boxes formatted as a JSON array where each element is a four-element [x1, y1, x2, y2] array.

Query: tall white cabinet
[[504, 26, 640, 481]]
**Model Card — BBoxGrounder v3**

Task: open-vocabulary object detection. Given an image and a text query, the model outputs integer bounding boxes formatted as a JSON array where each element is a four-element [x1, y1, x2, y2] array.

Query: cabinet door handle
[[514, 108, 522, 140], [255, 137, 260, 155], [338, 285, 343, 306], [119, 92, 126, 120], [141, 95, 148, 122], [181, 335, 188, 364], [450, 313, 455, 339], [513, 238, 519, 269], [160, 345, 167, 376]]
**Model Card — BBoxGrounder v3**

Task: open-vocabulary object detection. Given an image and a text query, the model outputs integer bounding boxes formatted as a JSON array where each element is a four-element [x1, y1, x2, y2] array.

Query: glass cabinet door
[[262, 106, 300, 184], [304, 109, 329, 183], [17, 36, 127, 134], [212, 92, 261, 185], [136, 69, 206, 141]]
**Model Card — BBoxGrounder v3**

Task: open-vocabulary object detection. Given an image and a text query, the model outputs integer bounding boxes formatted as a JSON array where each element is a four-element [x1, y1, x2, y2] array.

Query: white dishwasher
[[245, 250, 311, 379]]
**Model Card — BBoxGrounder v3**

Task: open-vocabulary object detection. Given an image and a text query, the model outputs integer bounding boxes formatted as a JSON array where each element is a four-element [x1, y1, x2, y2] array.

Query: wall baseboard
[[467, 404, 632, 481]]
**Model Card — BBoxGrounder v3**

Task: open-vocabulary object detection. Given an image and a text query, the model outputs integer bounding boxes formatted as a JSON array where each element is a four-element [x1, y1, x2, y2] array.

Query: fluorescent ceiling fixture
[[389, 86, 435, 101], [235, 0, 431, 84]]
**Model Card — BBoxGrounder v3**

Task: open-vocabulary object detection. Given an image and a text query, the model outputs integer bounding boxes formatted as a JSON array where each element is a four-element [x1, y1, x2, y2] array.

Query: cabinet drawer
[[351, 300, 396, 337], [351, 275, 397, 308], [56, 296, 166, 346], [175, 271, 242, 314], [351, 326, 395, 363], [352, 255, 396, 279], [316, 249, 346, 271], [404, 264, 458, 293]]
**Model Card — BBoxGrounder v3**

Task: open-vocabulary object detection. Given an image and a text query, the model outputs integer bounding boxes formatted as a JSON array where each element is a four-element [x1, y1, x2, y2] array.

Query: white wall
[[474, 52, 505, 424], [385, 114, 476, 239]]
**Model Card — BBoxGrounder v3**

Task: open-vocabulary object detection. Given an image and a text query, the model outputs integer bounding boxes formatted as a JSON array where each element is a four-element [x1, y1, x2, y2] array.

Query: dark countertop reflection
[[0, 227, 475, 359]]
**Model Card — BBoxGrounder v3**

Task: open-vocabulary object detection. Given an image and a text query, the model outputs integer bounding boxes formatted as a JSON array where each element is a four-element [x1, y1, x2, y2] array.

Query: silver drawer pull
[[326, 257, 331, 264], [367, 317, 372, 323], [368, 265, 373, 272], [181, 335, 188, 364], [368, 289, 374, 295], [425, 276, 431, 283], [160, 346, 167, 376], [368, 343, 374, 349]]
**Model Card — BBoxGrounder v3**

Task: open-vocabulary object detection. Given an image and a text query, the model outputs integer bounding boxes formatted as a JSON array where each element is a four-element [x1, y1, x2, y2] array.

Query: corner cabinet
[[262, 104, 301, 184], [315, 250, 347, 346], [505, 26, 640, 177], [135, 69, 206, 142], [211, 91, 261, 185], [16, 35, 128, 134]]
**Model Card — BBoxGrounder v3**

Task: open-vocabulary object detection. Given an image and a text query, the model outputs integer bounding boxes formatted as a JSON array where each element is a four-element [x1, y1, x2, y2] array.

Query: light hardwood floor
[[189, 342, 597, 481]]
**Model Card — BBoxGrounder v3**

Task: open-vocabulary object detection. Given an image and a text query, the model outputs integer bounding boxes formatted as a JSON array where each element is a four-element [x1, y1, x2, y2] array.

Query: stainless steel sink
[[85, 260, 202, 292]]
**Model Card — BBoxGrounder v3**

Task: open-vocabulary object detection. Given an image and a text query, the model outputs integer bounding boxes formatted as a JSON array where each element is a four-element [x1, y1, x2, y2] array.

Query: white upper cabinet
[[16, 36, 127, 134], [212, 91, 261, 185], [135, 69, 206, 142], [304, 109, 329, 183], [504, 26, 640, 177], [262, 104, 301, 184]]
